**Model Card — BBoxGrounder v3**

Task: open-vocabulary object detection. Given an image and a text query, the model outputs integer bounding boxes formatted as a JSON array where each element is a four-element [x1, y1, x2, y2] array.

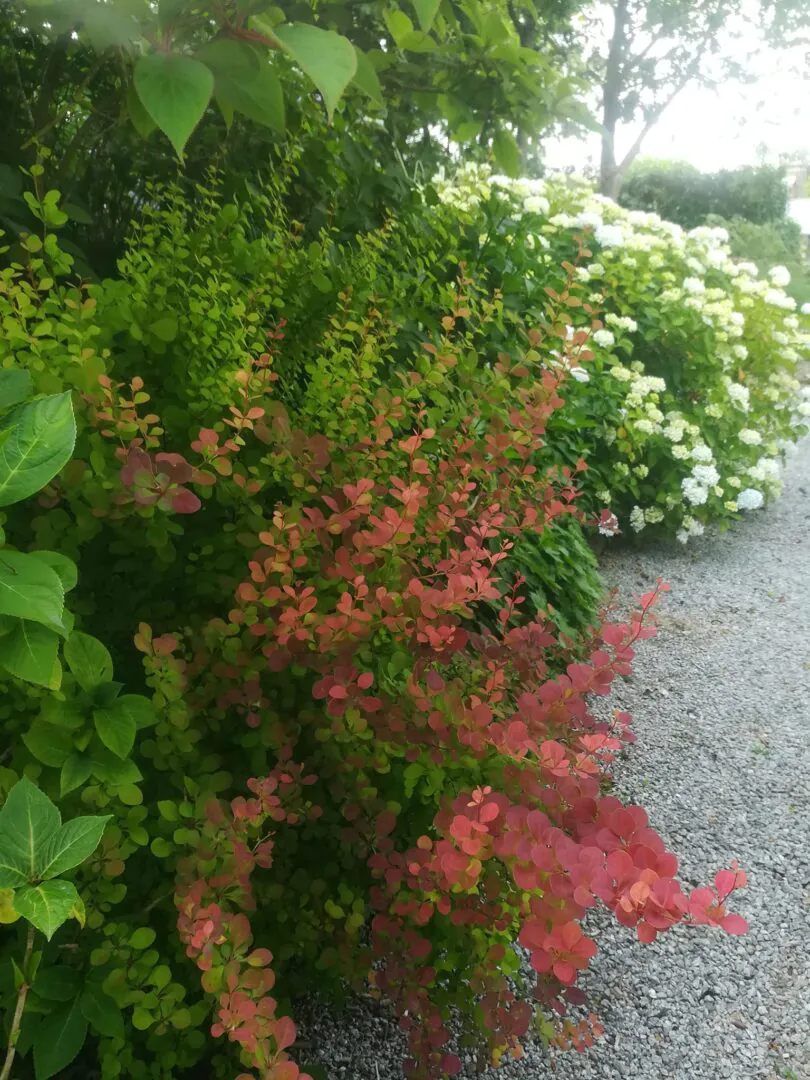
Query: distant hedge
[[619, 161, 789, 229]]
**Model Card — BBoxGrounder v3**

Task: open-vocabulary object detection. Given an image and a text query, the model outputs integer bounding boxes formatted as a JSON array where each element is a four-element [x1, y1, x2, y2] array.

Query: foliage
[[619, 160, 789, 228], [704, 213, 810, 306], [433, 164, 809, 541], [0, 176, 753, 1080], [1, 0, 589, 271]]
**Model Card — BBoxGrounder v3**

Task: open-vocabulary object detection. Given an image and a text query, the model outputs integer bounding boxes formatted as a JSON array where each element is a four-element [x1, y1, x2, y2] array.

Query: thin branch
[[0, 924, 36, 1080]]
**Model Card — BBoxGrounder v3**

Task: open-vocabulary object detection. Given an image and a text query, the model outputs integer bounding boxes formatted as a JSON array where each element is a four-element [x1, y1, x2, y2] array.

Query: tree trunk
[[600, 0, 628, 199]]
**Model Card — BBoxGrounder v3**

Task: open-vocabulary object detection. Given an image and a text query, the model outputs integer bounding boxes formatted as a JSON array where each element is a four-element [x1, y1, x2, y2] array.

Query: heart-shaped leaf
[[94, 702, 136, 759], [271, 23, 356, 121], [134, 53, 214, 157]]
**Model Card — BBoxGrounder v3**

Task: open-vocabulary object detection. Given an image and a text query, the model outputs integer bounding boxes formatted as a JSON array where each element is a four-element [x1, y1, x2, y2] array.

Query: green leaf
[[106, 694, 154, 730], [33, 965, 83, 1002], [94, 702, 135, 759], [23, 721, 74, 768], [0, 849, 28, 889], [16, 880, 81, 941], [411, 0, 441, 30], [129, 926, 156, 949], [133, 53, 214, 157], [383, 8, 414, 46], [149, 316, 178, 342], [126, 81, 156, 138], [0, 620, 61, 688], [0, 393, 76, 508], [38, 815, 110, 879], [81, 2, 140, 49], [272, 23, 356, 121], [196, 40, 285, 133], [0, 776, 59, 883], [63, 631, 113, 692], [89, 744, 142, 786], [352, 47, 383, 107], [0, 550, 65, 630], [60, 754, 93, 797], [80, 983, 125, 1039], [26, 551, 78, 593], [0, 369, 33, 409], [493, 128, 521, 177], [33, 996, 88, 1077]]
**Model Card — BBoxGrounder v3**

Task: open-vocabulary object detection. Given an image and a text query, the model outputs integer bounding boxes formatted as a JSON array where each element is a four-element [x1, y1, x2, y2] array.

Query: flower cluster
[[431, 164, 810, 540]]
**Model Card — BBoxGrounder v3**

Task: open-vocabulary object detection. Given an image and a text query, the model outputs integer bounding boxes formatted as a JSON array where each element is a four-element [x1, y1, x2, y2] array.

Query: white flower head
[[737, 488, 764, 510], [769, 265, 791, 288], [683, 277, 706, 295], [592, 329, 615, 348], [738, 428, 763, 446]]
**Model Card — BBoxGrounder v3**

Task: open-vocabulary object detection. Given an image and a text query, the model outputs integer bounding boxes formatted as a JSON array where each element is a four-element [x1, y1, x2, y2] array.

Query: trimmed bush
[[618, 160, 789, 228]]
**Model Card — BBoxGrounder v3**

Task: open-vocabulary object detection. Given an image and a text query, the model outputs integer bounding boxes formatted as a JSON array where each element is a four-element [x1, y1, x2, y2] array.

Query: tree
[[597, 0, 750, 198], [1, 0, 587, 269]]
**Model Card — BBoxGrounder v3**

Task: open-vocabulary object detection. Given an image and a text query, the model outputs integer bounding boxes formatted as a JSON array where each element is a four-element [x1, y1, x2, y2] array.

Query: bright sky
[[544, 18, 810, 173]]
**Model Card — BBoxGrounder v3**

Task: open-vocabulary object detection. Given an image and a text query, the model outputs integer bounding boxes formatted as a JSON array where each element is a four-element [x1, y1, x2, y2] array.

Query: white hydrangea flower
[[769, 265, 791, 287], [737, 488, 764, 510], [633, 464, 649, 478], [594, 224, 625, 248], [644, 507, 664, 523], [524, 195, 550, 215], [629, 505, 646, 531], [683, 277, 706, 295], [738, 428, 762, 446], [671, 444, 690, 459], [634, 419, 656, 434], [691, 463, 720, 487], [681, 477, 709, 505], [801, 302, 810, 315], [705, 403, 723, 418], [592, 329, 615, 348], [690, 444, 713, 462], [569, 366, 590, 383]]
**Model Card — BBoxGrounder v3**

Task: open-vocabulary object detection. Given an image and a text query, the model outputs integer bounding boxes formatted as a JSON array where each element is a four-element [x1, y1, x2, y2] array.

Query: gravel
[[299, 438, 810, 1080]]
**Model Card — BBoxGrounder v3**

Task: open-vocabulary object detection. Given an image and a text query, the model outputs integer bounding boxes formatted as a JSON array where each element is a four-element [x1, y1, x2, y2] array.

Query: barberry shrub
[[0, 177, 748, 1080]]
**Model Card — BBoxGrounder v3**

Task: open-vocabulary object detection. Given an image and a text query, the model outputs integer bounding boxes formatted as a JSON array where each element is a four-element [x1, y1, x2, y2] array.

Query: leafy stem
[[0, 922, 36, 1080]]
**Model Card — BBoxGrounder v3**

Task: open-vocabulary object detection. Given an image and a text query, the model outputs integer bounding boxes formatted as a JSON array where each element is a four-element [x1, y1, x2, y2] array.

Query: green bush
[[0, 171, 759, 1080], [619, 160, 789, 229], [704, 214, 810, 307], [434, 165, 809, 542]]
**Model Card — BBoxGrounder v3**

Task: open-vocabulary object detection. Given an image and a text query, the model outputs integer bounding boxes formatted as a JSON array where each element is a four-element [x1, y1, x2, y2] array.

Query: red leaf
[[721, 913, 749, 935]]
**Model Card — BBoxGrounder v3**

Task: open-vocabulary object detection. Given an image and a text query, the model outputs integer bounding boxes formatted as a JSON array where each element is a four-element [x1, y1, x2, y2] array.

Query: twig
[[0, 923, 36, 1080]]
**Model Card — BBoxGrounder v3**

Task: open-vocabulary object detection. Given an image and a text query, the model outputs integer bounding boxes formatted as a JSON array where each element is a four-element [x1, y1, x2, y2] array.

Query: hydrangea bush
[[433, 164, 809, 542], [0, 177, 752, 1080]]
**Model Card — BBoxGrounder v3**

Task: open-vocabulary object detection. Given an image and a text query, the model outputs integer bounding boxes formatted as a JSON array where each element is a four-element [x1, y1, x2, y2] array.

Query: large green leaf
[[196, 39, 285, 132], [0, 776, 59, 882], [0, 549, 65, 630], [0, 369, 33, 409], [0, 393, 76, 508], [272, 23, 356, 121], [89, 744, 142, 786], [0, 620, 61, 688], [33, 996, 88, 1078], [26, 551, 78, 593], [80, 983, 125, 1039], [352, 47, 384, 106], [81, 2, 140, 48], [15, 879, 81, 941], [38, 815, 109, 879], [60, 754, 93, 797], [94, 702, 135, 759], [493, 128, 521, 177], [134, 53, 214, 157], [411, 0, 441, 31], [63, 631, 113, 691], [22, 721, 74, 768]]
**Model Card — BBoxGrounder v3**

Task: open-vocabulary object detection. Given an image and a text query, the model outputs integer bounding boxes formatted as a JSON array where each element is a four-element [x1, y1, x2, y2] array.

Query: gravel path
[[300, 438, 810, 1080]]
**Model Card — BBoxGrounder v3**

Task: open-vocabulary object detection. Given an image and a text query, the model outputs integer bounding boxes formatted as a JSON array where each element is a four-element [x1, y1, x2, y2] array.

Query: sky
[[544, 16, 810, 174]]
